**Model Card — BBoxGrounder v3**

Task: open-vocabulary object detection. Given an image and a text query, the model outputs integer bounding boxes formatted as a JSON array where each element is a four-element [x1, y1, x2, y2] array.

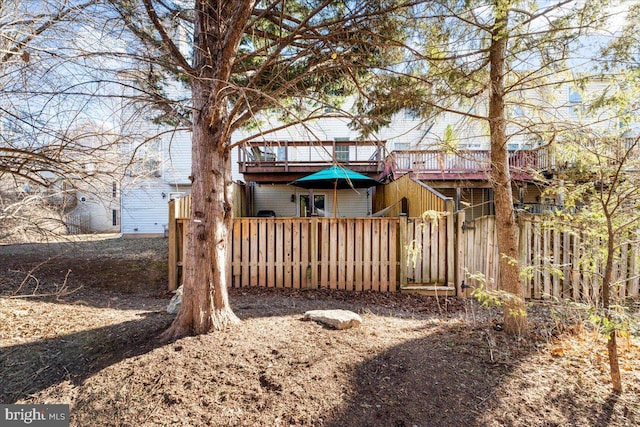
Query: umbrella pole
[[333, 180, 337, 218]]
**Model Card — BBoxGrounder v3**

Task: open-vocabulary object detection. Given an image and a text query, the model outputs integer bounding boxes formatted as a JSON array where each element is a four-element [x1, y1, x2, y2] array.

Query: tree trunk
[[161, 0, 255, 340], [603, 224, 623, 392], [488, 3, 527, 336], [161, 79, 240, 341]]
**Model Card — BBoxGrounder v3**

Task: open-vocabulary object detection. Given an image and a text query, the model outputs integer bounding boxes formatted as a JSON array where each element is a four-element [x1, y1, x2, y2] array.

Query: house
[[120, 74, 635, 233], [0, 117, 123, 237], [119, 126, 192, 235], [234, 107, 550, 221], [61, 120, 123, 234]]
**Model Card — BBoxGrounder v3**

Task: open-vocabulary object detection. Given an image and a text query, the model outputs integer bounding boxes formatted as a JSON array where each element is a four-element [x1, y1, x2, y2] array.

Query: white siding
[[251, 184, 371, 217], [163, 130, 192, 184], [71, 192, 120, 233], [120, 181, 190, 234], [332, 188, 371, 217], [252, 184, 298, 217]]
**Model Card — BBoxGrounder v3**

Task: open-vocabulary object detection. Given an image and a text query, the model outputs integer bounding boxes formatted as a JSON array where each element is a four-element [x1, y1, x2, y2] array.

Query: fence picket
[[275, 221, 284, 288], [552, 226, 560, 298], [533, 217, 541, 298], [250, 221, 259, 287], [168, 208, 640, 300], [363, 221, 372, 287], [620, 242, 628, 299], [438, 217, 447, 284], [380, 220, 389, 292], [562, 229, 571, 299], [388, 220, 397, 292], [329, 220, 338, 288], [631, 242, 640, 296], [338, 220, 347, 290], [241, 220, 250, 287], [346, 221, 355, 291], [572, 233, 581, 300], [371, 220, 381, 291], [292, 220, 301, 289], [267, 221, 276, 287], [320, 220, 329, 287], [259, 220, 267, 286], [355, 220, 364, 291], [284, 220, 293, 288], [232, 220, 242, 287]]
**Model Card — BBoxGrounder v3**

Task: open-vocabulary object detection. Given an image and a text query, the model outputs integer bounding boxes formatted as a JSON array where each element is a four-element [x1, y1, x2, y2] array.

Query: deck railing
[[392, 146, 552, 176], [238, 140, 385, 174]]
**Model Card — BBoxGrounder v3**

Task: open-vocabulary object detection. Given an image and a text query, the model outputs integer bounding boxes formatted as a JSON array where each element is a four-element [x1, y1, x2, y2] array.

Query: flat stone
[[303, 309, 362, 330]]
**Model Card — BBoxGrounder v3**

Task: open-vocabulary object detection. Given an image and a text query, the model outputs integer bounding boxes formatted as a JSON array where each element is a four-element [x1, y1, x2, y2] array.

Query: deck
[[237, 142, 553, 182], [238, 140, 385, 182], [391, 146, 552, 181]]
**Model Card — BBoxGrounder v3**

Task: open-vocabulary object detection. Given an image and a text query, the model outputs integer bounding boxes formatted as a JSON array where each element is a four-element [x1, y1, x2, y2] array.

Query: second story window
[[334, 144, 349, 162]]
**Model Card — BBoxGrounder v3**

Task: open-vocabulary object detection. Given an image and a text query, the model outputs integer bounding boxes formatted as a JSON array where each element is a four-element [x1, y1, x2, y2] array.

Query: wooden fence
[[168, 197, 640, 301], [230, 217, 401, 292], [168, 197, 456, 294], [64, 214, 90, 235], [459, 212, 640, 300]]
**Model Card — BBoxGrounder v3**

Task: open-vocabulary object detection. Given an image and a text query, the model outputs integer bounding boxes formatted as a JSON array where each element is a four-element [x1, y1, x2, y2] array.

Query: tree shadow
[[320, 325, 635, 427], [593, 392, 621, 427], [0, 311, 173, 403], [321, 326, 530, 427]]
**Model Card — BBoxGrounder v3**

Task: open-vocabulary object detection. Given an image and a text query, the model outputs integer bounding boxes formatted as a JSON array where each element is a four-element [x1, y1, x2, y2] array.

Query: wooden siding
[[375, 174, 453, 217]]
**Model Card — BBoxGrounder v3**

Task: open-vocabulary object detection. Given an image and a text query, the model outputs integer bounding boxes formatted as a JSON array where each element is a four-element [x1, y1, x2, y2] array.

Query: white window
[[334, 138, 350, 162], [335, 146, 349, 162]]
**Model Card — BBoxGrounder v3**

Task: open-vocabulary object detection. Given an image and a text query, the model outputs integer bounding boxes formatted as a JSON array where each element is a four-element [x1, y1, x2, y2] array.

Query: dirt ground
[[1, 236, 639, 426]]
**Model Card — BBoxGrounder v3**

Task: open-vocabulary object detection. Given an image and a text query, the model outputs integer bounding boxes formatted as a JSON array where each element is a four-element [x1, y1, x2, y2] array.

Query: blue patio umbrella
[[290, 165, 379, 216]]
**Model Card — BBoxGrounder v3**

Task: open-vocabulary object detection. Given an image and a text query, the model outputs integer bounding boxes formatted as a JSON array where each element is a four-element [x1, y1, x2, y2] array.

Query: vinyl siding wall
[[251, 184, 371, 217]]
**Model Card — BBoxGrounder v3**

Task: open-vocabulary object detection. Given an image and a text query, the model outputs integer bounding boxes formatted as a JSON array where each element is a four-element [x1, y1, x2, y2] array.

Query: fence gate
[[456, 213, 499, 296], [399, 215, 457, 295]]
